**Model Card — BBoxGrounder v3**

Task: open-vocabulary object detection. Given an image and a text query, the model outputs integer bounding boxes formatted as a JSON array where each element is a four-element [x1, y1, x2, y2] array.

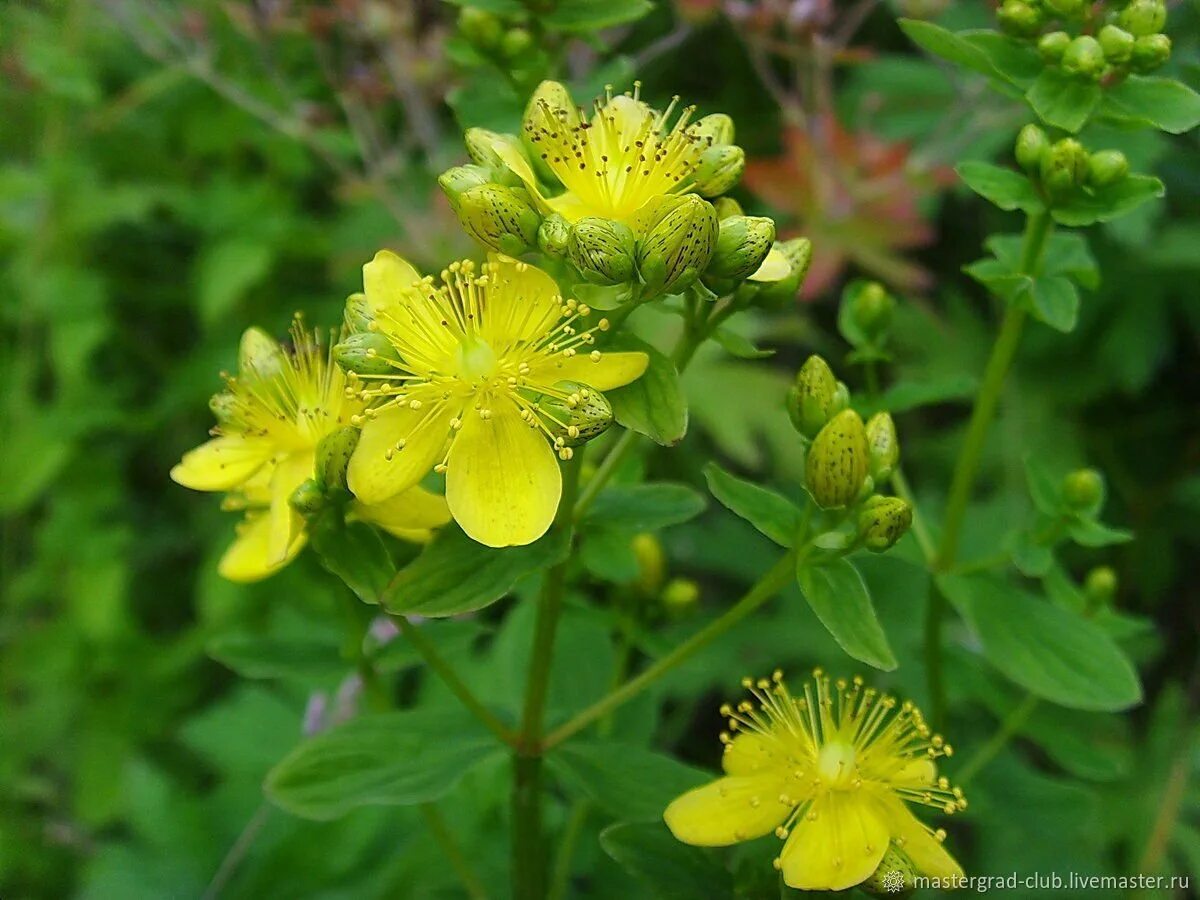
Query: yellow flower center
[[454, 334, 499, 383], [817, 741, 858, 789]]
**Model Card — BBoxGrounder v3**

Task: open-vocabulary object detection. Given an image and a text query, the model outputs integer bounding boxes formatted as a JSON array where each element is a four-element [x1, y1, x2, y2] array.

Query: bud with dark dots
[[537, 213, 571, 258], [334, 331, 402, 377], [1062, 468, 1104, 514], [463, 128, 526, 185], [692, 144, 746, 197], [1038, 31, 1071, 63], [316, 426, 361, 493], [861, 845, 917, 896], [1061, 35, 1106, 79], [997, 0, 1043, 36], [568, 217, 637, 285], [857, 496, 913, 553], [1015, 124, 1050, 173], [707, 216, 776, 281], [344, 292, 373, 333], [1131, 33, 1171, 72], [713, 196, 744, 219], [850, 281, 895, 342], [806, 409, 870, 509], [1118, 0, 1167, 37], [536, 381, 614, 448], [1084, 566, 1118, 609], [692, 113, 735, 146], [438, 164, 492, 205], [1098, 25, 1135, 64], [289, 478, 325, 517], [865, 412, 900, 483], [453, 184, 541, 256], [239, 327, 286, 381], [635, 195, 718, 296], [1040, 138, 1088, 197], [786, 355, 839, 438], [1087, 150, 1129, 188], [754, 237, 813, 308]]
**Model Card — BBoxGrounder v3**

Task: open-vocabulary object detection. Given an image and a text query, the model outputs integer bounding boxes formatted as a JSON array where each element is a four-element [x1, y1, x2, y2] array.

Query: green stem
[[421, 804, 490, 900], [956, 694, 1038, 785], [573, 430, 637, 521], [541, 550, 798, 752], [512, 454, 584, 900]]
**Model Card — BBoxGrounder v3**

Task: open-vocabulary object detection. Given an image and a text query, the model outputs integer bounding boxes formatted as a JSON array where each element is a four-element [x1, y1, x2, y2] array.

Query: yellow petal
[[483, 254, 564, 345], [445, 403, 561, 548], [722, 733, 783, 776], [663, 774, 791, 847], [267, 453, 313, 563], [347, 404, 456, 505], [492, 140, 552, 213], [171, 436, 272, 492], [780, 793, 889, 892], [876, 796, 964, 880], [356, 484, 451, 538], [218, 513, 306, 583], [749, 246, 794, 283], [544, 192, 595, 224], [534, 350, 648, 391], [363, 249, 422, 319]]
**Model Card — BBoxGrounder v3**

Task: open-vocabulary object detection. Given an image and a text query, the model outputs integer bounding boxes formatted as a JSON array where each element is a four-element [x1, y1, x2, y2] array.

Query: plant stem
[[420, 803, 490, 900], [924, 209, 1051, 726], [201, 803, 272, 900], [573, 430, 637, 521], [512, 454, 584, 900], [389, 614, 515, 747], [541, 550, 798, 752], [956, 694, 1038, 785]]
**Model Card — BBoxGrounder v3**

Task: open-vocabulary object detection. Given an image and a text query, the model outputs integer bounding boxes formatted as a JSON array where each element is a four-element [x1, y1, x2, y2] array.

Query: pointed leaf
[[703, 462, 803, 548], [796, 557, 896, 670]]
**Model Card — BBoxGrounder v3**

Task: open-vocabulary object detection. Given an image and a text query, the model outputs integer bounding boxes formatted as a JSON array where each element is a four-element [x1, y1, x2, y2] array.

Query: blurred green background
[[2, 0, 1199, 897]]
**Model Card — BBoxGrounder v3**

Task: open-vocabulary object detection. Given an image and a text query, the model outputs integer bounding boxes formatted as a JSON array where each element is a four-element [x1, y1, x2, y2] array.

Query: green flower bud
[[536, 381, 614, 448], [457, 7, 502, 49], [631, 532, 666, 596], [635, 195, 718, 296], [344, 292, 373, 333], [333, 331, 401, 377], [806, 409, 870, 509], [537, 213, 571, 258], [692, 113, 735, 146], [289, 478, 325, 518], [858, 496, 913, 553], [316, 426, 361, 493], [1084, 565, 1117, 609], [568, 217, 637, 285], [1098, 25, 1135, 64], [1062, 467, 1104, 514], [1118, 0, 1167, 37], [1038, 31, 1072, 63], [438, 164, 492, 204], [1040, 138, 1088, 197], [1131, 33, 1171, 72], [786, 355, 839, 438], [1043, 0, 1084, 17], [1015, 124, 1050, 172], [1061, 35, 1106, 79], [713, 196, 744, 219], [454, 184, 540, 255], [997, 0, 1043, 36], [238, 327, 286, 381], [861, 845, 917, 896], [1087, 150, 1129, 187], [754, 237, 813, 308], [463, 128, 526, 185], [500, 27, 534, 59], [662, 577, 700, 613], [850, 281, 895, 342], [707, 216, 775, 281], [692, 144, 745, 197], [865, 412, 900, 483]]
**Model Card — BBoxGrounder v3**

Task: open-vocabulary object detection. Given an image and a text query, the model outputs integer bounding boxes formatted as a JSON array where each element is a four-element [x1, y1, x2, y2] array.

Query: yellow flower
[[495, 80, 718, 225], [344, 252, 648, 548], [664, 670, 966, 892], [171, 320, 449, 582]]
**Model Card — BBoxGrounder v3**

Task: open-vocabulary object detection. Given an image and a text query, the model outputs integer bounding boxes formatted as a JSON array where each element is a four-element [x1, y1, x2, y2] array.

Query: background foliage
[[2, 0, 1199, 897]]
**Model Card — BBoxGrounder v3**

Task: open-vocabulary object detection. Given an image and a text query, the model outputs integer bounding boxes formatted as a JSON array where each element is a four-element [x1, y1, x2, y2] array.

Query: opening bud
[[438, 164, 492, 205], [631, 533, 666, 597], [713, 197, 744, 219], [861, 844, 917, 896], [1062, 467, 1104, 514], [806, 409, 870, 509], [692, 113, 735, 147], [858, 496, 913, 553], [1131, 33, 1171, 72], [662, 578, 700, 614], [538, 213, 571, 258], [238, 327, 286, 381], [1118, 0, 1167, 37], [1040, 138, 1088, 197], [1087, 150, 1129, 188], [568, 217, 637, 285], [463, 128, 526, 185], [289, 478, 325, 518], [1084, 566, 1118, 610], [535, 381, 614, 447], [334, 331, 401, 377], [754, 237, 813, 308], [1015, 123, 1050, 173], [634, 195, 718, 296], [1061, 36, 1106, 80], [997, 0, 1043, 36], [454, 184, 541, 255], [1098, 25, 1135, 64], [865, 412, 900, 483], [707, 216, 776, 281], [692, 144, 746, 197], [786, 355, 838, 438], [344, 292, 373, 333], [1038, 31, 1071, 63], [849, 281, 895, 342], [316, 426, 361, 493]]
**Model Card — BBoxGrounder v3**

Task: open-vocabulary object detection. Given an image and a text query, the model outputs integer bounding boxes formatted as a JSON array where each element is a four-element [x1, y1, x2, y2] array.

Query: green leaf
[[382, 525, 569, 617], [899, 20, 992, 75], [1067, 517, 1133, 547], [573, 282, 633, 311], [265, 711, 497, 820], [1104, 76, 1200, 135], [1051, 175, 1165, 227], [599, 822, 734, 900], [961, 30, 1042, 88], [703, 462, 802, 548], [580, 527, 640, 582], [1029, 275, 1079, 332], [796, 557, 896, 670], [938, 574, 1142, 711], [548, 741, 708, 822], [543, 0, 653, 32], [956, 161, 1043, 214], [1023, 456, 1062, 516], [207, 634, 345, 682], [310, 512, 395, 604], [581, 482, 707, 533], [1026, 68, 1101, 133], [863, 375, 977, 415], [606, 335, 688, 446], [195, 239, 272, 326], [710, 325, 773, 360]]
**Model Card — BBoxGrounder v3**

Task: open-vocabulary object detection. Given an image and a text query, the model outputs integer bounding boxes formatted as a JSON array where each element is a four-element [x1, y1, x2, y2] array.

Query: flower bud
[[713, 196, 744, 219], [1131, 33, 1171, 72], [1043, 0, 1083, 17], [453, 184, 541, 255], [1061, 36, 1106, 80], [806, 409, 870, 509], [334, 331, 401, 377], [632, 532, 666, 596], [865, 412, 900, 483], [500, 27, 534, 59], [1015, 123, 1050, 173], [753, 237, 812, 308], [1118, 0, 1167, 37], [568, 217, 637, 285], [1084, 565, 1117, 609], [849, 281, 895, 342], [1098, 25, 1135, 64], [438, 164, 491, 204], [786, 355, 839, 438], [344, 292, 373, 333], [997, 0, 1042, 36], [635, 195, 718, 296], [1038, 31, 1071, 63], [1062, 467, 1104, 514], [238, 327, 286, 381], [692, 113, 735, 146], [463, 128, 526, 185], [290, 478, 325, 517], [316, 426, 361, 493], [1087, 150, 1129, 188], [857, 496, 913, 553], [538, 213, 571, 258], [457, 7, 502, 49], [692, 144, 745, 197], [707, 216, 775, 281], [662, 578, 700, 613], [861, 845, 917, 896], [1040, 138, 1088, 197], [537, 381, 614, 448]]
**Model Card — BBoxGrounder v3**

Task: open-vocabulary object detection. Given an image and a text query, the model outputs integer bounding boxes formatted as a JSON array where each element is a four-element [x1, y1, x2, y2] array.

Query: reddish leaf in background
[[744, 116, 952, 300]]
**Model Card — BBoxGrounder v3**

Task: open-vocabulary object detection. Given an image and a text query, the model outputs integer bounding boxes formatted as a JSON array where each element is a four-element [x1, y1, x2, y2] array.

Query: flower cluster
[[1015, 124, 1131, 200], [999, 0, 1171, 76]]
